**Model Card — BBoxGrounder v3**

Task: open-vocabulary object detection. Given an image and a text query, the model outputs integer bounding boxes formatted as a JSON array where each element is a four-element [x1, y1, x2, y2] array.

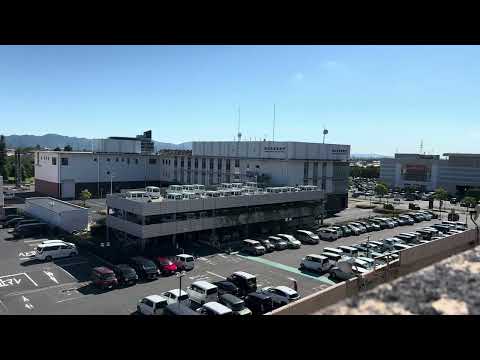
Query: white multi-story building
[[35, 139, 350, 214]]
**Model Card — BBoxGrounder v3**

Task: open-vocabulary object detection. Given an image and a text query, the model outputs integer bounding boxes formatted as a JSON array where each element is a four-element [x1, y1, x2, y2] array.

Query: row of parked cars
[[317, 210, 439, 241], [136, 271, 301, 316], [1, 214, 49, 238], [300, 219, 468, 281], [242, 230, 319, 255]]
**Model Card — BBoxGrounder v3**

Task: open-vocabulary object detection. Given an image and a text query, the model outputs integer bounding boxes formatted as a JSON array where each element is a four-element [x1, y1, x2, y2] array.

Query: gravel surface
[[317, 244, 480, 315]]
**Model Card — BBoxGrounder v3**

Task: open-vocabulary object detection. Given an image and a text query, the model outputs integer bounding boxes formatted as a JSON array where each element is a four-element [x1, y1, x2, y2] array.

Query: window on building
[[235, 159, 240, 168], [121, 158, 124, 162], [181, 157, 184, 168], [149, 158, 157, 165], [194, 158, 198, 169], [135, 158, 138, 164], [226, 159, 231, 171], [93, 157, 97, 162], [107, 158, 110, 162], [174, 157, 178, 167], [116, 157, 119, 162], [127, 158, 130, 164], [202, 158, 206, 169], [209, 158, 214, 170], [52, 157, 57, 165], [188, 158, 191, 169], [218, 159, 222, 170], [304, 161, 309, 179], [61, 158, 69, 166]]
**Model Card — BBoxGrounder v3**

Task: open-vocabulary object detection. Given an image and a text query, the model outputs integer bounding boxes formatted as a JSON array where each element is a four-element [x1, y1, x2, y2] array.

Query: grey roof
[[26, 197, 86, 213]]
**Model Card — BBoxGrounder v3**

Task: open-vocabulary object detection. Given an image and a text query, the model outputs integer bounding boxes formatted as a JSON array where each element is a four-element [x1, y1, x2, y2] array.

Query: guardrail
[[268, 228, 477, 315]]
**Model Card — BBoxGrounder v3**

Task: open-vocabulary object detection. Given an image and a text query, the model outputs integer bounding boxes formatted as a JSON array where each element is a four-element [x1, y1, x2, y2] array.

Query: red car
[[154, 257, 178, 276], [91, 267, 118, 290]]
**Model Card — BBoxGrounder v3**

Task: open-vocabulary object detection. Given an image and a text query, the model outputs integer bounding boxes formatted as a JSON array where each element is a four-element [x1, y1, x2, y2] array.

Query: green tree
[[434, 187, 449, 212], [463, 196, 477, 208], [0, 135, 7, 179], [80, 189, 92, 207], [375, 183, 388, 202], [53, 147, 61, 151], [64, 145, 73, 151]]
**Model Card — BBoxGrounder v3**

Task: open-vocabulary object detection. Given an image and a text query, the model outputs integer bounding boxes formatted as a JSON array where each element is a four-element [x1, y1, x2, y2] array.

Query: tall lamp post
[[107, 171, 115, 195], [176, 270, 186, 308]]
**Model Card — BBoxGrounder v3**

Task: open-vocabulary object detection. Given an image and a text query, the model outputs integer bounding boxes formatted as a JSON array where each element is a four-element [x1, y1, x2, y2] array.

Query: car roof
[[131, 256, 152, 263], [203, 302, 232, 314], [145, 295, 168, 303], [93, 266, 114, 274], [165, 303, 200, 315], [176, 253, 193, 258], [338, 246, 357, 251], [164, 289, 187, 297], [233, 271, 256, 280], [268, 236, 282, 240], [275, 286, 297, 295], [322, 252, 342, 258], [220, 293, 243, 304], [192, 280, 217, 290], [306, 254, 327, 260], [115, 264, 134, 271]]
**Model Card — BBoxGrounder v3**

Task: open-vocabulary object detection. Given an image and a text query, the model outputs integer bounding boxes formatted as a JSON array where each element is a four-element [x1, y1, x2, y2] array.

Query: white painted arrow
[[25, 303, 34, 310], [22, 296, 29, 303], [44, 271, 59, 284]]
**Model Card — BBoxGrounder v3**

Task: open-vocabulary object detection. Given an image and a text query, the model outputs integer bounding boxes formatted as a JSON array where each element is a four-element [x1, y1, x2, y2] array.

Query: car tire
[[45, 256, 53, 262]]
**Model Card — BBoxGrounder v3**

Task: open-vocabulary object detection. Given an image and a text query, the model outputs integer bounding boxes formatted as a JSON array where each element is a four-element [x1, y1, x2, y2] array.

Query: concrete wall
[[269, 229, 478, 315], [25, 200, 88, 233]]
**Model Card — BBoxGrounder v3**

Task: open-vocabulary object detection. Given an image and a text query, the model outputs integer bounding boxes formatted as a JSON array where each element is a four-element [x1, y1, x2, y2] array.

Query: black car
[[164, 303, 203, 316], [113, 264, 138, 286], [3, 217, 26, 228], [213, 280, 240, 296], [127, 257, 159, 280], [13, 223, 48, 238], [13, 219, 41, 230], [226, 272, 257, 297], [244, 292, 274, 315], [1, 214, 20, 224], [259, 290, 288, 309]]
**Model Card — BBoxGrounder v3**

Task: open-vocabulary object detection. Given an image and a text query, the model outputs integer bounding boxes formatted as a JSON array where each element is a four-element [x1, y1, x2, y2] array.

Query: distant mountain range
[[3, 134, 193, 152], [351, 153, 392, 159]]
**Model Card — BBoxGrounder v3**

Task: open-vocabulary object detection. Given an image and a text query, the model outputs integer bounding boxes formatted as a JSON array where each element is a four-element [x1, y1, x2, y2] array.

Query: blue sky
[[0, 45, 479, 155]]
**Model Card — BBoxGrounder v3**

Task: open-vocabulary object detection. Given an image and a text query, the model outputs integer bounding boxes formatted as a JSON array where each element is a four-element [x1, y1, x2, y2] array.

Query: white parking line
[[206, 271, 226, 279], [23, 239, 44, 243], [23, 273, 39, 287], [56, 261, 89, 267], [56, 296, 83, 304], [5, 281, 81, 297], [57, 266, 76, 280], [0, 300, 8, 312]]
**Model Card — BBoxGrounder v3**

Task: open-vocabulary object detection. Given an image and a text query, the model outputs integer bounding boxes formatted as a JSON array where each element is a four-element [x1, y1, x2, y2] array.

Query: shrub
[[383, 203, 394, 211]]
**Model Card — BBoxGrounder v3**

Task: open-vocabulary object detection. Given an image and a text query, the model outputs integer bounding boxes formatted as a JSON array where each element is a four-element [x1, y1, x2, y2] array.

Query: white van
[[338, 246, 359, 257], [300, 254, 333, 273], [318, 228, 339, 241], [276, 234, 301, 249], [323, 247, 344, 256], [295, 230, 319, 244], [137, 295, 168, 315], [35, 242, 78, 261], [187, 281, 218, 305], [174, 254, 195, 271], [145, 186, 161, 199]]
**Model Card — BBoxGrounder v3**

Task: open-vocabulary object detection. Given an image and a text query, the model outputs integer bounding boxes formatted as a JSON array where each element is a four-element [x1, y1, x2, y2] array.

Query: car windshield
[[247, 278, 257, 287], [102, 273, 116, 280], [159, 259, 173, 266], [143, 262, 156, 271], [178, 294, 189, 301], [231, 301, 244, 311]]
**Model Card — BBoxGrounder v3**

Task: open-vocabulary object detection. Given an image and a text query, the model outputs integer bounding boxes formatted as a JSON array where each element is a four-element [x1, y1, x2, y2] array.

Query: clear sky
[[1, 45, 479, 155]]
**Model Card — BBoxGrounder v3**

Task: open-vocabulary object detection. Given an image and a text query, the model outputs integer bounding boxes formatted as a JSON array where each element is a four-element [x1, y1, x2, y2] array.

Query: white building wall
[[35, 152, 60, 183], [93, 139, 141, 154]]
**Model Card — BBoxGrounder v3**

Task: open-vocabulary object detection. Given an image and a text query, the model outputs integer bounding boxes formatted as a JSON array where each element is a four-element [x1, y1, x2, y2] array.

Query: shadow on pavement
[[76, 283, 110, 296]]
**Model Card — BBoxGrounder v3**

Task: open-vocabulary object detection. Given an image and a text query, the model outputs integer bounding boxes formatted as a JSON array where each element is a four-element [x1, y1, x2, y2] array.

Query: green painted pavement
[[236, 254, 336, 286]]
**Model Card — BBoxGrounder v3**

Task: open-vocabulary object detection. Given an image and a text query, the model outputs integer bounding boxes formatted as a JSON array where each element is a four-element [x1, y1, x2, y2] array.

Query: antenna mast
[[237, 106, 242, 142], [273, 104, 276, 143], [420, 139, 424, 154]]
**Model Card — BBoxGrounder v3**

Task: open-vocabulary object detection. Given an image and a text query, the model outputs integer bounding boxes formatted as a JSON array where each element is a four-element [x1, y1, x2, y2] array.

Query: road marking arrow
[[25, 303, 34, 310], [44, 271, 59, 284], [22, 296, 29, 303]]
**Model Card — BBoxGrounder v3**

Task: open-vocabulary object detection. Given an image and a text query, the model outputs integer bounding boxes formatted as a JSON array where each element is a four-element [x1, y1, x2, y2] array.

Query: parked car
[[13, 223, 48, 239], [295, 230, 319, 244], [162, 289, 189, 305], [259, 290, 289, 309], [330, 226, 344, 238], [351, 222, 367, 233], [3, 217, 26, 228], [196, 302, 233, 316], [329, 259, 369, 280], [91, 267, 118, 290], [244, 292, 274, 315], [268, 236, 288, 250], [359, 222, 374, 232], [227, 271, 257, 297], [137, 295, 168, 315], [450, 198, 457, 204], [112, 264, 138, 286], [163, 303, 202, 316], [258, 238, 275, 252], [187, 281, 219, 305], [13, 219, 40, 230], [340, 225, 352, 237], [261, 286, 300, 303], [318, 228, 339, 241], [212, 280, 240, 297], [338, 245, 359, 257], [34, 241, 78, 261], [153, 257, 178, 276], [218, 293, 252, 315], [346, 224, 361, 235], [128, 257, 159, 280], [366, 221, 381, 231], [242, 239, 266, 255], [300, 254, 333, 273], [399, 215, 414, 225], [174, 254, 195, 271], [276, 234, 301, 249]]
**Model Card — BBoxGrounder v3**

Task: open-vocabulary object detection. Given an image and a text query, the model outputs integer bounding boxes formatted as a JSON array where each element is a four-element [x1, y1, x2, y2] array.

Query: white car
[[34, 242, 78, 261], [276, 234, 301, 249], [347, 224, 361, 235], [187, 281, 218, 305], [137, 295, 168, 315], [318, 228, 339, 241], [262, 286, 300, 302], [295, 230, 319, 244], [162, 289, 189, 305], [196, 302, 233, 316], [174, 254, 195, 271], [300, 254, 334, 273]]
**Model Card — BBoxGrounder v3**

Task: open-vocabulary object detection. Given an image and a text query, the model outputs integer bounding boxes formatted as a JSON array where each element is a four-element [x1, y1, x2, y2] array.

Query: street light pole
[[177, 271, 186, 309]]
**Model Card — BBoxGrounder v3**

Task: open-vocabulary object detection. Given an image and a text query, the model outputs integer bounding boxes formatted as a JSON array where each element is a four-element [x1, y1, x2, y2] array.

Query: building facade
[[380, 153, 480, 195], [35, 139, 350, 214]]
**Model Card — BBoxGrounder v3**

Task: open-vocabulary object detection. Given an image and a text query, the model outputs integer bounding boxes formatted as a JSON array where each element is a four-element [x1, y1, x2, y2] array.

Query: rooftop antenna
[[419, 139, 424, 154], [237, 106, 242, 142], [322, 125, 329, 144], [272, 104, 276, 143]]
